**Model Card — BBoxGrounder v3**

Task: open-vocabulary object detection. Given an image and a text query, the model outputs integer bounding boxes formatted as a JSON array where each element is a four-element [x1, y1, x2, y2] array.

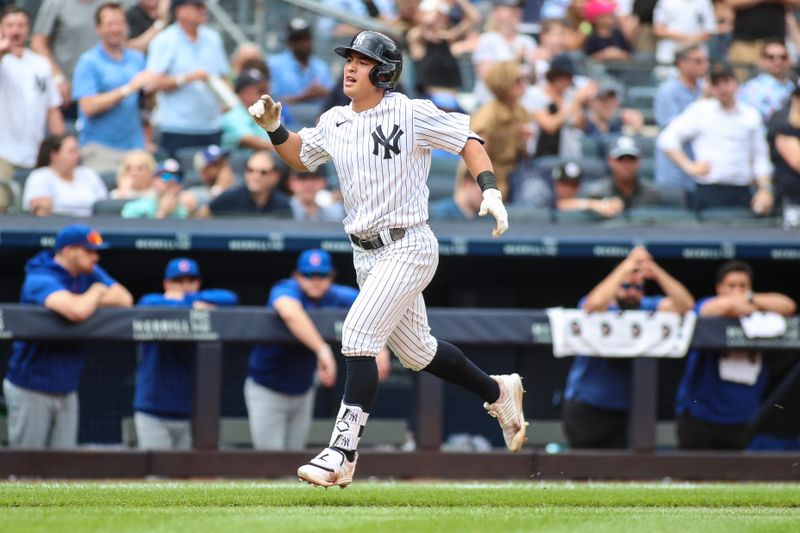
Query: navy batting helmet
[[334, 31, 403, 91]]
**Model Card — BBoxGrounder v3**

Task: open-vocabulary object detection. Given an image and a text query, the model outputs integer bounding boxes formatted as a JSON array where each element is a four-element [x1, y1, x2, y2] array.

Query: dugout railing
[[0, 305, 799, 480]]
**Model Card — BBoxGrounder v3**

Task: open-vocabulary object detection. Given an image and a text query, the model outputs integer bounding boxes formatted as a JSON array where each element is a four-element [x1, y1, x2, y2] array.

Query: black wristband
[[267, 123, 290, 146], [476, 171, 498, 192]]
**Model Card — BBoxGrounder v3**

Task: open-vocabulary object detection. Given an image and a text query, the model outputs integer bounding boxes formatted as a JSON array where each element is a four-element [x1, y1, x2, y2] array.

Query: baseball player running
[[250, 31, 526, 488]]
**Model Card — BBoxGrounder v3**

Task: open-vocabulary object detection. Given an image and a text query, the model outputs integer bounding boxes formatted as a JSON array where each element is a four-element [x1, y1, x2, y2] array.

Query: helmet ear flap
[[369, 62, 401, 90]]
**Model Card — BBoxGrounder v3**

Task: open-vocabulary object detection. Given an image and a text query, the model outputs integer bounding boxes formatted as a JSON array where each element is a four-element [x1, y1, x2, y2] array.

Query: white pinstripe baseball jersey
[[297, 92, 479, 237]]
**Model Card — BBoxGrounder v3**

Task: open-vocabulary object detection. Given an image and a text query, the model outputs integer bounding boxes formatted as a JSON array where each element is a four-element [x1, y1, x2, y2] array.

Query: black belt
[[349, 228, 406, 250]]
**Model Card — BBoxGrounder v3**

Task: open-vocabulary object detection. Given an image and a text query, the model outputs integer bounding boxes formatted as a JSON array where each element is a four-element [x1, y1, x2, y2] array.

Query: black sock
[[342, 356, 379, 412], [423, 340, 500, 404]]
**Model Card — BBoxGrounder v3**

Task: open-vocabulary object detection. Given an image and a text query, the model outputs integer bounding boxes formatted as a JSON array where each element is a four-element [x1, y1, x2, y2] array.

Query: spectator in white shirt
[[652, 0, 715, 66], [472, 1, 537, 105], [657, 63, 773, 215], [22, 133, 108, 217], [0, 7, 64, 180]]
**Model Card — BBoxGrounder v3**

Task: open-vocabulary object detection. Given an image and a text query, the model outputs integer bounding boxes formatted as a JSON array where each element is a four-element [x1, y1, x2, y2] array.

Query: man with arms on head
[[3, 224, 133, 449], [675, 260, 796, 450], [563, 245, 695, 448], [246, 249, 389, 451], [653, 43, 708, 193], [0, 6, 64, 181], [250, 30, 522, 488], [134, 258, 237, 449], [208, 150, 291, 216], [147, 0, 229, 157], [72, 2, 155, 174], [658, 63, 774, 214]]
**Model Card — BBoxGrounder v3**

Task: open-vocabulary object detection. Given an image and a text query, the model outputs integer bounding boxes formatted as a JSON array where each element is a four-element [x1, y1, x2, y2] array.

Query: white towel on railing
[[740, 312, 787, 338], [546, 308, 697, 358]]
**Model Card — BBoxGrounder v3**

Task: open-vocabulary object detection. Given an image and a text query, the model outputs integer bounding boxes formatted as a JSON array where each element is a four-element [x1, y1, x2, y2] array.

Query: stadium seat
[[428, 173, 455, 201], [554, 209, 610, 224], [505, 205, 553, 223], [174, 146, 206, 175], [631, 135, 657, 159], [603, 60, 657, 87], [698, 207, 757, 224], [638, 158, 655, 181], [624, 206, 697, 225], [92, 198, 130, 216], [429, 152, 460, 177], [650, 185, 688, 207], [12, 167, 29, 191], [580, 136, 604, 158], [99, 170, 118, 191], [699, 207, 781, 227], [625, 86, 658, 111], [533, 155, 607, 183]]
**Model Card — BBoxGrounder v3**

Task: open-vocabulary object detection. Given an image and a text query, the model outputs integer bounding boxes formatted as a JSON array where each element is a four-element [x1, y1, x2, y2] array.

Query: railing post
[[628, 358, 657, 453], [192, 342, 223, 450], [415, 372, 443, 451]]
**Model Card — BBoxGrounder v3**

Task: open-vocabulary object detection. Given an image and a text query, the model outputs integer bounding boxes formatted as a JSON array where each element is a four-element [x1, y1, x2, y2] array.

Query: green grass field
[[1, 481, 799, 533]]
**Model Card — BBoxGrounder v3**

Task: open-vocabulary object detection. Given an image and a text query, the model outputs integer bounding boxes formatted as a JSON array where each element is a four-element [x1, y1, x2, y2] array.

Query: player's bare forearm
[[460, 138, 494, 180], [272, 132, 308, 171]]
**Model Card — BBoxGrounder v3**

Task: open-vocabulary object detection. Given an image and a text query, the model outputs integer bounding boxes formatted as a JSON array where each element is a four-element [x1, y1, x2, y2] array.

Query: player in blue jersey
[[245, 249, 390, 450], [133, 257, 238, 449]]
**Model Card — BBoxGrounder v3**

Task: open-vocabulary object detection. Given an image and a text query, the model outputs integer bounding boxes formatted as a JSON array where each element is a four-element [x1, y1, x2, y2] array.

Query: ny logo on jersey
[[371, 124, 404, 159]]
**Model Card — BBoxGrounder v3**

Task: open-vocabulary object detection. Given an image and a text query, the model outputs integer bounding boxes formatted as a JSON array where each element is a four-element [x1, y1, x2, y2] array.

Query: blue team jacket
[[5, 251, 117, 394], [675, 297, 769, 424], [248, 278, 358, 395], [564, 296, 663, 411], [133, 289, 238, 418]]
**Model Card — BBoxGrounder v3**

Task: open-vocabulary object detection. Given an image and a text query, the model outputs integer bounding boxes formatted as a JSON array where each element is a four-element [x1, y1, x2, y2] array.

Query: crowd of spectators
[[3, 0, 800, 224]]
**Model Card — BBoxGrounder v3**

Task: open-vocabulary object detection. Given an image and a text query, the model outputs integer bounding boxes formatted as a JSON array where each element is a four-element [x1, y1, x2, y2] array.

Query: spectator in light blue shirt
[[653, 43, 707, 193], [738, 39, 794, 124], [221, 67, 296, 154], [72, 2, 153, 173], [268, 18, 335, 128], [147, 0, 229, 157]]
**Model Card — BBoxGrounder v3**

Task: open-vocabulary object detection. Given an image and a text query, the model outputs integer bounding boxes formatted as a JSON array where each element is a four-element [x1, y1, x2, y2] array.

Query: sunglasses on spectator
[[160, 172, 181, 183], [621, 283, 644, 291], [764, 53, 788, 61], [246, 166, 276, 176]]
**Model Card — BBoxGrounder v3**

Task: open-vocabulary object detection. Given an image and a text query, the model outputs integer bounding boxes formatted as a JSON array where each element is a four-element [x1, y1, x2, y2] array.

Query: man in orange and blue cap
[[3, 223, 133, 449]]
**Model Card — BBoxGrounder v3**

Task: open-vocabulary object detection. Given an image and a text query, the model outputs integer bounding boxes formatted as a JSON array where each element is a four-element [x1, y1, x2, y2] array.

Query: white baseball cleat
[[297, 447, 358, 488], [484, 373, 529, 452]]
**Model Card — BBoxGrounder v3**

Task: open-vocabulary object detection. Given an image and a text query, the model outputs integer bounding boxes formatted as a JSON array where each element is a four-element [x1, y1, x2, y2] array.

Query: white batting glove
[[478, 188, 509, 238], [248, 94, 282, 133]]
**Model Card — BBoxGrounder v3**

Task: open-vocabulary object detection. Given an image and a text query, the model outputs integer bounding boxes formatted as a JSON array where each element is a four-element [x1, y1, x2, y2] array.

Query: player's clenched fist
[[248, 94, 282, 133], [478, 189, 509, 238]]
